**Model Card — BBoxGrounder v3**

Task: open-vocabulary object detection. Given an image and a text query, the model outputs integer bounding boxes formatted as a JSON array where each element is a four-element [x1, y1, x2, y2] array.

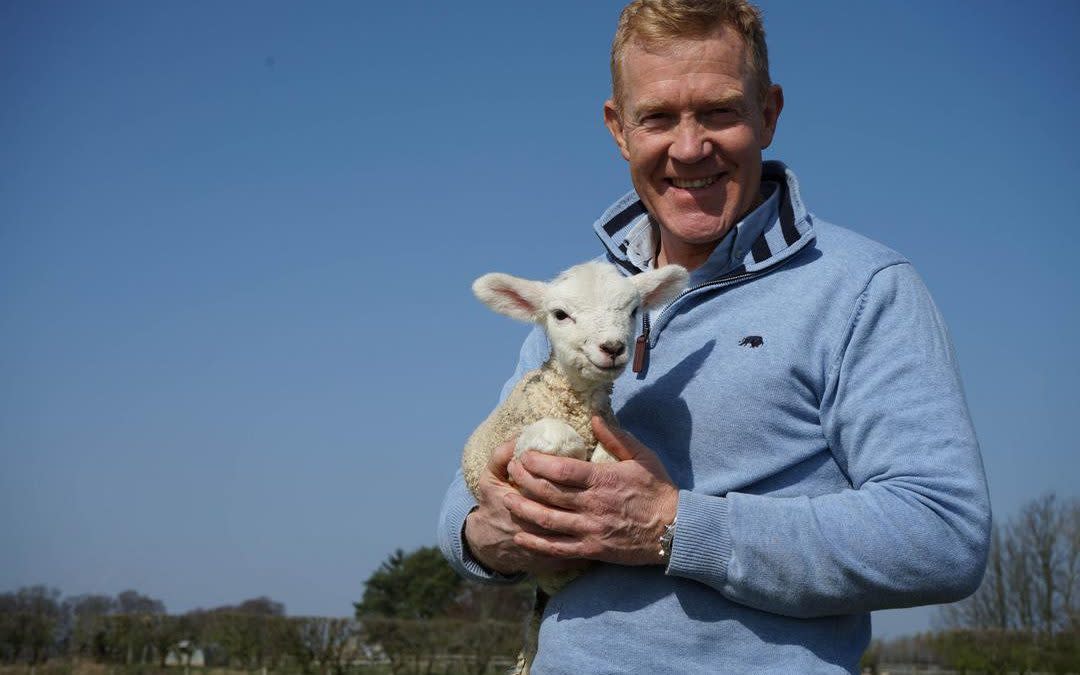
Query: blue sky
[[2, 0, 1078, 639]]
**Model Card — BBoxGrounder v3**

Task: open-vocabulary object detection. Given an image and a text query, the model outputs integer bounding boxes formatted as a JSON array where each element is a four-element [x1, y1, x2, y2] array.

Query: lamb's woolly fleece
[[460, 297, 622, 675], [459, 260, 687, 675], [461, 358, 617, 502]]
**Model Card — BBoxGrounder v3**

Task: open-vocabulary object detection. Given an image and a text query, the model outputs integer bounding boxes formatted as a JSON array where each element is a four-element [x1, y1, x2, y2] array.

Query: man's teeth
[[671, 175, 720, 189]]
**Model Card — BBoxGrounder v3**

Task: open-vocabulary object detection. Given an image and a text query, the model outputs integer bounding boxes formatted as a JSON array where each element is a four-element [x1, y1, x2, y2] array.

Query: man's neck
[[656, 236, 718, 272]]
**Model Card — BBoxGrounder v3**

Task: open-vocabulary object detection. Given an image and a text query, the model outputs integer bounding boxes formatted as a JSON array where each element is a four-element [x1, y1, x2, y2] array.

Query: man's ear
[[472, 273, 547, 323], [633, 265, 689, 310], [759, 84, 784, 150], [604, 99, 631, 161]]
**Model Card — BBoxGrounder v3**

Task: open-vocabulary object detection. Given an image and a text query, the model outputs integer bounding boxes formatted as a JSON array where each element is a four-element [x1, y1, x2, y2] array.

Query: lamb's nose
[[600, 340, 626, 358]]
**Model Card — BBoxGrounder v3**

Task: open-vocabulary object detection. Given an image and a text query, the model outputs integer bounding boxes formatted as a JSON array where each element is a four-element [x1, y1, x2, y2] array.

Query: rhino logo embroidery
[[739, 335, 764, 348]]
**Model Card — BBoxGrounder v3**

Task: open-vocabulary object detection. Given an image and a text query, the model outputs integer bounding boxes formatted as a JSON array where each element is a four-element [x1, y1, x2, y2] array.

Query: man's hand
[[505, 416, 679, 566], [464, 439, 588, 576]]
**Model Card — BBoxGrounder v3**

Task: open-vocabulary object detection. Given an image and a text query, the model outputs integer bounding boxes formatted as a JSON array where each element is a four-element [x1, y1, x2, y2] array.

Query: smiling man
[[438, 1, 990, 673], [603, 19, 781, 272]]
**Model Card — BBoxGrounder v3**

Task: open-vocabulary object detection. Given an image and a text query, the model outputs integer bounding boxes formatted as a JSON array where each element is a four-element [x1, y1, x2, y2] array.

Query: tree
[[65, 593, 116, 660], [191, 598, 289, 670], [859, 639, 881, 675], [359, 618, 447, 675], [115, 590, 165, 616], [0, 592, 20, 663], [234, 596, 285, 617], [0, 587, 63, 665], [1056, 498, 1080, 632], [355, 547, 462, 620], [355, 547, 534, 673], [446, 582, 532, 623], [147, 614, 187, 667], [1021, 494, 1063, 635], [937, 493, 1080, 672], [287, 617, 355, 675]]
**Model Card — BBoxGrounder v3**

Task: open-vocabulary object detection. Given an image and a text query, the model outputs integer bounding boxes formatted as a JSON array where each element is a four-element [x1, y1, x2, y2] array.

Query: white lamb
[[462, 260, 688, 675]]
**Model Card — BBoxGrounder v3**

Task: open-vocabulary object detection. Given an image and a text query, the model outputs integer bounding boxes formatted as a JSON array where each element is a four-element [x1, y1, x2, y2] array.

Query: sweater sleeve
[[436, 326, 551, 583], [665, 262, 992, 617]]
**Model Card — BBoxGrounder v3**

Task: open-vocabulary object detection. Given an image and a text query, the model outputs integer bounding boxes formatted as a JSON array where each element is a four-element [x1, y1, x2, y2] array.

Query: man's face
[[604, 26, 783, 267]]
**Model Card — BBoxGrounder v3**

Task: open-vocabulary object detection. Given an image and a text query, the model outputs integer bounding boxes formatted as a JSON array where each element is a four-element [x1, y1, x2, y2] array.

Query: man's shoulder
[[806, 217, 910, 280]]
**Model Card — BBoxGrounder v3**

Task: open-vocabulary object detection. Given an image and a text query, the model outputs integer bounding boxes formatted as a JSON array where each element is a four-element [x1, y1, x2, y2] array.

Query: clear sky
[[2, 0, 1078, 640]]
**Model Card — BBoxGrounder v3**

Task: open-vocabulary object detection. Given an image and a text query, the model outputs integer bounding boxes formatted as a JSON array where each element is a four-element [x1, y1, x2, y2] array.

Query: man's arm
[[438, 463, 526, 583], [437, 327, 580, 582], [506, 263, 992, 617]]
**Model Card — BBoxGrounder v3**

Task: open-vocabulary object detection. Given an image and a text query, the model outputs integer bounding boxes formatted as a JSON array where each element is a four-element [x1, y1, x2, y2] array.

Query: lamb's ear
[[472, 273, 548, 322], [632, 264, 689, 310]]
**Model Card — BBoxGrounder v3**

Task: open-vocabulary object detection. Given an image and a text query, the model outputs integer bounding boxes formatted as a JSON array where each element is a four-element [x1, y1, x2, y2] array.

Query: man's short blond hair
[[610, 0, 771, 109]]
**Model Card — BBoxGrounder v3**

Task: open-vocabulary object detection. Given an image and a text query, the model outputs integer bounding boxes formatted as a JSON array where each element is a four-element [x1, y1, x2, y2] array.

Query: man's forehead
[[627, 25, 746, 64], [619, 26, 752, 92]]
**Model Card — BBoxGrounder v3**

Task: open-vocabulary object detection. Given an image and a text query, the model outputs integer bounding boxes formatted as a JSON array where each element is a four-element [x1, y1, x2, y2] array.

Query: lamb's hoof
[[509, 652, 529, 675], [516, 419, 588, 460]]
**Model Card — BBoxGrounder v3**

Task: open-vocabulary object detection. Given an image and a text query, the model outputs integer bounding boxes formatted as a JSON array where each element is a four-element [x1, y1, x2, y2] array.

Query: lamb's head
[[472, 261, 688, 384]]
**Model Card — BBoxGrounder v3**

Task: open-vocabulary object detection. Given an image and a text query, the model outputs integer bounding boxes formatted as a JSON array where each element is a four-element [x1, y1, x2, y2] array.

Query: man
[[438, 0, 991, 672]]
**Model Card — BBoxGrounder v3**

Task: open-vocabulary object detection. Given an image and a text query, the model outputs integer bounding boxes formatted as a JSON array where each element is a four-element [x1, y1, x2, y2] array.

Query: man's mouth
[[668, 174, 724, 189]]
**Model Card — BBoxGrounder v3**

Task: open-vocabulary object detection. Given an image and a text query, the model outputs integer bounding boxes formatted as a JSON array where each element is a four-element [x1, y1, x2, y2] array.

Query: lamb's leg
[[515, 418, 588, 460], [510, 420, 586, 675], [590, 443, 618, 464], [512, 588, 546, 675]]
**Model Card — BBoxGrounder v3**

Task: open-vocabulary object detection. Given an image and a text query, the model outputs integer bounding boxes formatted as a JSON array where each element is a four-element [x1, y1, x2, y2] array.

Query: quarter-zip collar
[[622, 181, 780, 283], [593, 160, 816, 279]]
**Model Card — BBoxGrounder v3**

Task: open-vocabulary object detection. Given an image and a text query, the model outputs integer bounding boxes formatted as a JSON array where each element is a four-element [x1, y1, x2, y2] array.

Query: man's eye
[[553, 309, 570, 321], [703, 108, 738, 123]]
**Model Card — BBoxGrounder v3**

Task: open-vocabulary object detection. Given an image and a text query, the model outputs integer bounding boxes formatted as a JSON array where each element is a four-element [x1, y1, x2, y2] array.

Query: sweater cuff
[[665, 490, 733, 588], [437, 477, 526, 585]]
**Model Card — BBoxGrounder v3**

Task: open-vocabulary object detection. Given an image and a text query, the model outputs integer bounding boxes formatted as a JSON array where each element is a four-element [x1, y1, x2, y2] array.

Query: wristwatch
[[658, 516, 678, 561]]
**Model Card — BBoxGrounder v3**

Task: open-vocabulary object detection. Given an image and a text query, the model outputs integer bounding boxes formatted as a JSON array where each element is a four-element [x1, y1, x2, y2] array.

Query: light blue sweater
[[438, 162, 990, 674]]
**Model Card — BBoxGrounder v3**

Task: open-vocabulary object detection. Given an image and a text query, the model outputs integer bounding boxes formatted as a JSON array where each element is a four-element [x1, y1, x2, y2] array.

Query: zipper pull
[[632, 334, 648, 373], [632, 315, 650, 373]]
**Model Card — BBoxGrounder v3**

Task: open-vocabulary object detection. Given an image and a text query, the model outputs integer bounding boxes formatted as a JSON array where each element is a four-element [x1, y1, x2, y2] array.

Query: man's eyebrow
[[631, 91, 747, 117], [700, 92, 746, 110], [630, 98, 670, 117]]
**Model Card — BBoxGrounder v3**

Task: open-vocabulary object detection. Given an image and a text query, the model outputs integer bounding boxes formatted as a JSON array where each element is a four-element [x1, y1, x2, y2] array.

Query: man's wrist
[[656, 487, 680, 566], [658, 516, 678, 563], [462, 509, 494, 570], [463, 508, 521, 577]]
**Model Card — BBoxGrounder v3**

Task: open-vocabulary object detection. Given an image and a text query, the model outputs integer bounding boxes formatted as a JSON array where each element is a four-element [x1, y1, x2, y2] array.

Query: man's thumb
[[489, 439, 516, 481], [591, 416, 640, 462]]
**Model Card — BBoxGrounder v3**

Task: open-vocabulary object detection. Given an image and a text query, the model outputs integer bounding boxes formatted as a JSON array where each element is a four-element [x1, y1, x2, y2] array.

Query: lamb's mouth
[[669, 174, 723, 189], [588, 358, 626, 372]]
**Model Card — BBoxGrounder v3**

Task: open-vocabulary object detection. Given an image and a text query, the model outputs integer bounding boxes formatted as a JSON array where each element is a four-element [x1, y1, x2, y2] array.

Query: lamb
[[463, 260, 688, 675]]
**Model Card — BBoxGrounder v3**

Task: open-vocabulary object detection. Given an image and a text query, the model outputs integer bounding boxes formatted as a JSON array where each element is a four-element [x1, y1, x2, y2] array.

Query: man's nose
[[669, 120, 713, 164]]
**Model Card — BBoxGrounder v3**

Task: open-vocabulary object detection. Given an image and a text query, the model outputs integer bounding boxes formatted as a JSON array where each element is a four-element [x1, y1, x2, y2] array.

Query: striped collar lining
[[623, 182, 779, 281]]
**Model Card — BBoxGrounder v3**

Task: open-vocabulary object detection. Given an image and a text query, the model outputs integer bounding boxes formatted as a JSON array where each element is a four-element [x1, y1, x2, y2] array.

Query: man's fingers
[[591, 416, 642, 462], [503, 493, 593, 536], [487, 439, 516, 482], [514, 531, 592, 559], [518, 450, 594, 487], [508, 456, 585, 510]]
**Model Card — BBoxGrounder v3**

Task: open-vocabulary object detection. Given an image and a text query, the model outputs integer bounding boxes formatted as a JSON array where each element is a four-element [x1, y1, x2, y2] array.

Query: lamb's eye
[[552, 309, 570, 321]]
